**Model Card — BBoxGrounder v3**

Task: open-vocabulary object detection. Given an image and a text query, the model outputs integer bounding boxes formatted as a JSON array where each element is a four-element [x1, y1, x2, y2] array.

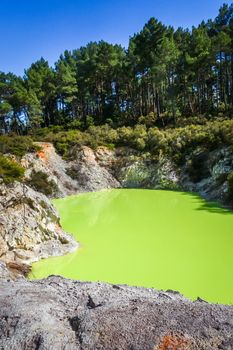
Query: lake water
[[30, 189, 233, 304]]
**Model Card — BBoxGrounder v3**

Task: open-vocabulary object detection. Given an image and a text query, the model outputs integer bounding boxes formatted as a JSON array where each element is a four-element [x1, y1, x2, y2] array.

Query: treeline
[[1, 3, 233, 133]]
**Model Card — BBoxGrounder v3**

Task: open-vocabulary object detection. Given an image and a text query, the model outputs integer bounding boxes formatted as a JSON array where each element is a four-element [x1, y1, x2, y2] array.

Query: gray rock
[[116, 160, 150, 188], [118, 157, 180, 190], [0, 261, 14, 280], [22, 142, 79, 198], [68, 146, 120, 192], [181, 147, 233, 204], [0, 276, 232, 349], [0, 182, 78, 265], [23, 144, 120, 196], [20, 142, 233, 205]]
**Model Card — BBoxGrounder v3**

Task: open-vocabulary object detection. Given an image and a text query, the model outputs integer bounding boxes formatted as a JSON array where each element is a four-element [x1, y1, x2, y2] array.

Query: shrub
[[66, 119, 82, 130], [52, 130, 84, 157], [147, 128, 168, 154], [66, 167, 77, 180], [27, 170, 58, 196], [23, 118, 233, 162], [0, 135, 39, 157], [87, 124, 118, 146], [139, 112, 157, 127], [86, 116, 94, 128], [0, 155, 25, 184]]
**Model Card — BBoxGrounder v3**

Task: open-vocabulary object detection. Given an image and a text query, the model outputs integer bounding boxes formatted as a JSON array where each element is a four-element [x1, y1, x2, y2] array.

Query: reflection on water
[[30, 189, 233, 305]]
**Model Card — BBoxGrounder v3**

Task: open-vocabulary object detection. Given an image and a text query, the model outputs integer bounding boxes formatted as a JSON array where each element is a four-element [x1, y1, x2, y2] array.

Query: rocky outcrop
[[67, 146, 120, 192], [0, 182, 78, 265], [0, 276, 232, 350], [181, 147, 233, 203], [22, 142, 79, 197], [20, 142, 233, 206], [113, 147, 233, 205], [0, 261, 16, 280], [23, 143, 120, 197], [0, 261, 31, 280], [0, 144, 121, 271], [118, 156, 179, 190]]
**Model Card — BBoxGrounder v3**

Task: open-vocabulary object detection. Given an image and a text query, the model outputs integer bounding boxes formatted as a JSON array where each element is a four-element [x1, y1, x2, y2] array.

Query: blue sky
[[0, 0, 231, 75]]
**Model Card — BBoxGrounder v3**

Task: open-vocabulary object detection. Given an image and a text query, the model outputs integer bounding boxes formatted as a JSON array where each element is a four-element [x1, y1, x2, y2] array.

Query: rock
[[0, 236, 8, 257], [118, 157, 180, 190], [153, 157, 180, 190], [181, 147, 233, 204], [0, 182, 78, 265], [22, 142, 79, 197], [0, 262, 14, 280], [68, 146, 120, 192], [19, 142, 233, 205], [0, 260, 30, 280], [23, 144, 120, 196], [118, 160, 151, 188], [0, 276, 232, 349]]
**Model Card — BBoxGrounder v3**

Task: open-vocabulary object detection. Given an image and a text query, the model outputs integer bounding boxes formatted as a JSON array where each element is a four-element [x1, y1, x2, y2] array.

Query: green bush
[[52, 130, 85, 157], [0, 155, 25, 184], [87, 125, 118, 146], [66, 166, 78, 180], [0, 135, 39, 157], [27, 170, 58, 196], [139, 112, 157, 127], [24, 117, 233, 162], [147, 128, 168, 154]]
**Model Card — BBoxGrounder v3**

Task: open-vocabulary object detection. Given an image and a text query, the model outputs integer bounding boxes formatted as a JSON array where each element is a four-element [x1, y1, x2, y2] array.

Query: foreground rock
[[0, 276, 232, 350], [0, 182, 77, 265]]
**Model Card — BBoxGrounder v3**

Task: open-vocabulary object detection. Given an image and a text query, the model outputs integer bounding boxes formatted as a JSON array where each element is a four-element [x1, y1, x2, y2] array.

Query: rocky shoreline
[[0, 181, 78, 273]]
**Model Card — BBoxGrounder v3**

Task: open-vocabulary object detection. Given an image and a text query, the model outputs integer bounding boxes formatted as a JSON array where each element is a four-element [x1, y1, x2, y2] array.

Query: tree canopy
[[1, 3, 233, 133]]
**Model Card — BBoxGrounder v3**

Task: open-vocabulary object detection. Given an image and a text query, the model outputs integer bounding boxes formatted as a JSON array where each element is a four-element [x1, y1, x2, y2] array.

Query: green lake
[[30, 189, 233, 304]]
